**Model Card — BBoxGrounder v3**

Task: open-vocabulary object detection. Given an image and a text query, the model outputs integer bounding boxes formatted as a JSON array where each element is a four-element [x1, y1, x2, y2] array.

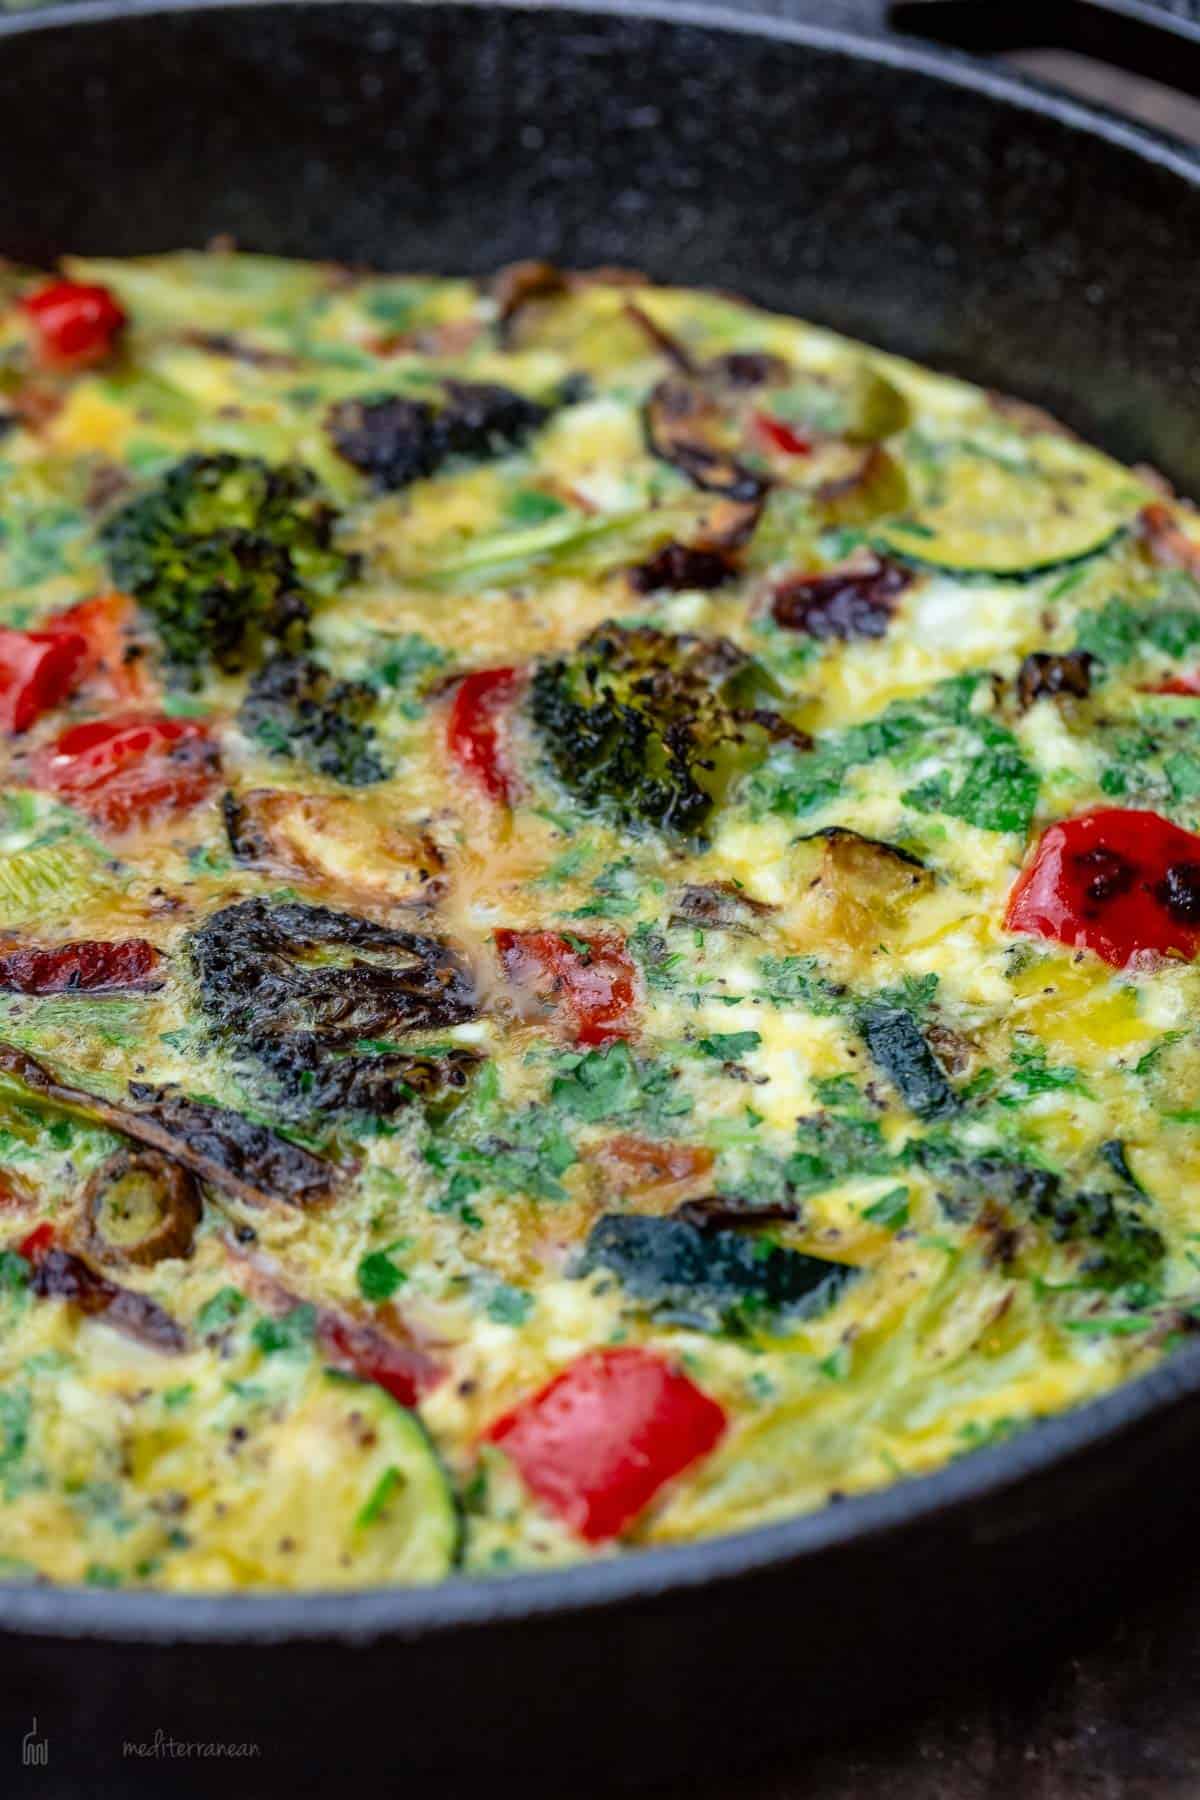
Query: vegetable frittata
[[0, 252, 1198, 1591]]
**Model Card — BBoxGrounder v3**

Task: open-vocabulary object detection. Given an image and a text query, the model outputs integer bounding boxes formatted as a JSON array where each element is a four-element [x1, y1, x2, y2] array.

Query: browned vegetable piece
[[32, 1245, 186, 1352], [1016, 651, 1095, 710], [780, 829, 930, 954], [624, 300, 697, 374], [0, 1042, 343, 1209], [644, 377, 767, 503], [183, 331, 300, 370], [673, 1193, 800, 1230], [799, 826, 927, 875], [625, 494, 765, 594], [81, 1145, 202, 1268], [626, 542, 737, 594], [772, 555, 911, 641], [222, 1237, 443, 1404], [593, 1135, 715, 1199], [222, 789, 445, 908], [670, 882, 777, 934], [0, 938, 164, 995], [706, 350, 790, 389]]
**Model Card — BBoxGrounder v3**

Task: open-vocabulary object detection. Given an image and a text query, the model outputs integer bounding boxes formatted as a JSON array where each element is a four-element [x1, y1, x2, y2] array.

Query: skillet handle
[[889, 0, 1200, 103]]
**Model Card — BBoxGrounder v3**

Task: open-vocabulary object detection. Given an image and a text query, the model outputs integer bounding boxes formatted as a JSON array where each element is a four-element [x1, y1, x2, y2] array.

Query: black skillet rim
[[1, 0, 1199, 1645]]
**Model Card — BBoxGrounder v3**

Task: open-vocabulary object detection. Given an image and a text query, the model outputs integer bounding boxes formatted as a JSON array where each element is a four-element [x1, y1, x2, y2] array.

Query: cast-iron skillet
[[3, 1, 1200, 1786]]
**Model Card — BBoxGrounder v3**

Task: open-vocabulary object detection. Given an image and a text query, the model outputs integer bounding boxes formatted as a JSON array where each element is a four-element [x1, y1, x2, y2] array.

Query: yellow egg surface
[[0, 253, 1197, 1590]]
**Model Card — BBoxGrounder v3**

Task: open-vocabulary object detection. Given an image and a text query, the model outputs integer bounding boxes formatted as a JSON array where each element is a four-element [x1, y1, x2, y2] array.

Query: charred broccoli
[[529, 622, 803, 835], [101, 454, 356, 682], [912, 1140, 1164, 1290], [327, 380, 548, 491], [239, 654, 387, 787], [189, 898, 479, 1120]]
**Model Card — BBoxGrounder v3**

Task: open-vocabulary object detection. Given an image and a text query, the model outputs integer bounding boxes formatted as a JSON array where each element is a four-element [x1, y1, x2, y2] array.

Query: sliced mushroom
[[645, 377, 767, 502], [0, 1041, 343, 1209]]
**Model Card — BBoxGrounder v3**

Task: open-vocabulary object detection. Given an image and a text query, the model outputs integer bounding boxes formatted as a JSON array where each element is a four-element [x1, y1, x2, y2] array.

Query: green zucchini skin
[[874, 526, 1128, 583], [578, 1214, 857, 1332], [873, 431, 1142, 579], [859, 1005, 959, 1121]]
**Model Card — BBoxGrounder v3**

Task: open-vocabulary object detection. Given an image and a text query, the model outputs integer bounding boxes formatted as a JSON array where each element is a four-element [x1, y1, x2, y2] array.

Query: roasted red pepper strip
[[15, 1222, 55, 1264], [495, 928, 638, 1045], [446, 667, 521, 803], [593, 1134, 715, 1196], [0, 939, 164, 995], [0, 626, 86, 733], [485, 1346, 727, 1542], [317, 1312, 442, 1409], [45, 593, 149, 703], [754, 412, 813, 457], [1146, 671, 1200, 697], [1005, 808, 1200, 968], [31, 712, 218, 832], [21, 280, 127, 369]]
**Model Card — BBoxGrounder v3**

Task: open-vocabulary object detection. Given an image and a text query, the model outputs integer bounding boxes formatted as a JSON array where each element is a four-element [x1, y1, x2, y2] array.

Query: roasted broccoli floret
[[912, 1140, 1165, 1290], [101, 454, 356, 682], [189, 898, 479, 1120], [327, 379, 549, 491], [529, 622, 801, 835], [239, 654, 387, 787]]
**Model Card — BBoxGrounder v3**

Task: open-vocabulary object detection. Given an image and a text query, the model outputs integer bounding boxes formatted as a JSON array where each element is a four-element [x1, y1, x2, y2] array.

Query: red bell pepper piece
[[495, 928, 638, 1045], [0, 625, 87, 733], [485, 1346, 727, 1542], [317, 1312, 443, 1410], [45, 593, 149, 703], [15, 1222, 55, 1265], [755, 412, 813, 457], [446, 667, 521, 803], [21, 280, 127, 369], [31, 712, 218, 833], [1005, 808, 1200, 968], [0, 939, 164, 995]]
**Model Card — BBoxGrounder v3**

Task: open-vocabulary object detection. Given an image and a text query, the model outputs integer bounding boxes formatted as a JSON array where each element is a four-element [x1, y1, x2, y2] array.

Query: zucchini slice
[[877, 433, 1145, 576], [188, 1367, 459, 1587]]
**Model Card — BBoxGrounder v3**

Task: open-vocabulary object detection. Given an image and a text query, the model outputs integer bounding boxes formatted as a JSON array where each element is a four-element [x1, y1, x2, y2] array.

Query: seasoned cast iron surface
[[0, 1, 1197, 493]]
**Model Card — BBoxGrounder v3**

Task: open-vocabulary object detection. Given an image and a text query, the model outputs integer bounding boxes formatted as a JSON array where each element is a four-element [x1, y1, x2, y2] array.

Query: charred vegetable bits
[[328, 380, 549, 490], [189, 899, 478, 1117], [530, 623, 800, 835], [0, 252, 1198, 1593], [102, 453, 355, 682]]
